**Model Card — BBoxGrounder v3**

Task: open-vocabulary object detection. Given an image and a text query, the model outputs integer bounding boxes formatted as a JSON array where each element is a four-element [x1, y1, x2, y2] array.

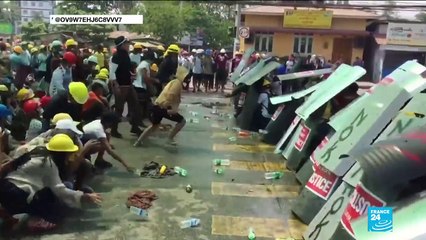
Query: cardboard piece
[[316, 84, 412, 176], [296, 64, 366, 120]]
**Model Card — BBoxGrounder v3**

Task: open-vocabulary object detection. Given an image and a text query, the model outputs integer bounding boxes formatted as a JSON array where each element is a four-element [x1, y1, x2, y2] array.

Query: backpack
[[260, 92, 279, 115]]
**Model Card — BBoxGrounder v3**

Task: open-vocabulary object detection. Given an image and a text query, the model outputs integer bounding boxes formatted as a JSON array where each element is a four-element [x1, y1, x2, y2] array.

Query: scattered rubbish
[[223, 126, 229, 131], [264, 172, 284, 180], [211, 106, 218, 115], [231, 178, 235, 182], [189, 111, 198, 116], [215, 168, 224, 175], [213, 158, 230, 166], [248, 227, 256, 239], [232, 127, 241, 132], [129, 206, 148, 218], [266, 187, 272, 192], [238, 131, 250, 137], [174, 166, 188, 177], [126, 190, 158, 209], [180, 218, 200, 229], [159, 165, 167, 175], [135, 161, 176, 178], [258, 129, 268, 134], [185, 184, 193, 193], [158, 124, 173, 131], [228, 137, 237, 142], [204, 116, 211, 120], [189, 118, 199, 124]]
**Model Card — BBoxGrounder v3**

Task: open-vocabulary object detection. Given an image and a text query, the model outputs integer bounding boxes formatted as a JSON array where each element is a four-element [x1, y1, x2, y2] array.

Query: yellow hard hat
[[157, 45, 165, 51], [69, 82, 89, 104], [95, 65, 100, 71], [0, 85, 9, 92], [16, 88, 35, 101], [46, 133, 79, 152], [40, 44, 46, 50], [13, 46, 23, 54], [263, 79, 271, 87], [52, 113, 73, 125], [65, 39, 78, 47], [103, 47, 108, 53], [30, 47, 38, 53], [167, 44, 180, 53], [27, 44, 34, 49], [150, 63, 158, 72], [133, 43, 143, 49], [99, 68, 109, 76], [96, 72, 108, 81]]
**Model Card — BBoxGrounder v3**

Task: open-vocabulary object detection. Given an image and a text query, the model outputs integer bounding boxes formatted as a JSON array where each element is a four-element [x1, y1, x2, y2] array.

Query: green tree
[[54, 0, 115, 43], [21, 15, 48, 41], [382, 0, 400, 20], [127, 1, 233, 47]]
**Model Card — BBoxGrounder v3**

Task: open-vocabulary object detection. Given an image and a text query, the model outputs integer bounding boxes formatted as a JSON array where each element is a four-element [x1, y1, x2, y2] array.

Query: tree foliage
[[54, 0, 115, 43], [415, 12, 426, 22], [21, 15, 48, 41], [127, 1, 233, 47]]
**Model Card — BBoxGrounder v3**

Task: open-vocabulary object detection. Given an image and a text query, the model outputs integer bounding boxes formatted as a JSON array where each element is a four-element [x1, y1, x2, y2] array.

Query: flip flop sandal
[[27, 218, 57, 233]]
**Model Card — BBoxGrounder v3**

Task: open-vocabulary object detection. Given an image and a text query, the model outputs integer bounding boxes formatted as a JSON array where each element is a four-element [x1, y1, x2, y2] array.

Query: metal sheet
[[343, 93, 426, 187], [277, 68, 333, 81], [243, 61, 281, 86], [316, 84, 412, 176], [270, 82, 324, 105], [283, 122, 304, 160], [296, 64, 366, 120], [304, 182, 354, 240], [275, 116, 301, 153]]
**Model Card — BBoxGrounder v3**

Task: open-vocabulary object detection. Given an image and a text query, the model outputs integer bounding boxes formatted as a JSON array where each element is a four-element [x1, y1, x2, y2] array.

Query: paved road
[[17, 92, 306, 240]]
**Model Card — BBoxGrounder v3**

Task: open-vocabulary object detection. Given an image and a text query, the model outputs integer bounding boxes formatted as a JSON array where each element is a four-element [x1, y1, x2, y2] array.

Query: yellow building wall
[[242, 14, 367, 61]]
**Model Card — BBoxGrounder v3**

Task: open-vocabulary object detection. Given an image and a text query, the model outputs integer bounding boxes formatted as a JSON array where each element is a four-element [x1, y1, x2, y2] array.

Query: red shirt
[[231, 58, 242, 72], [83, 91, 102, 112], [215, 54, 229, 70]]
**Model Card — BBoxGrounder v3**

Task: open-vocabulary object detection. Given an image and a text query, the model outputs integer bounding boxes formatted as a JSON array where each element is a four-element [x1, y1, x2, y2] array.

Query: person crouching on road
[[0, 134, 102, 233], [81, 112, 133, 171], [134, 66, 188, 147]]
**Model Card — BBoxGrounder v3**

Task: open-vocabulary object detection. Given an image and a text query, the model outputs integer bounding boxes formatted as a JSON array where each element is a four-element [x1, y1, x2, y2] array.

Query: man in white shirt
[[82, 112, 132, 171]]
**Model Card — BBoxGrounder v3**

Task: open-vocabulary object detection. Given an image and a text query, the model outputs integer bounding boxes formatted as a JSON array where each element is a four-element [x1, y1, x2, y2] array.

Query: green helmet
[[51, 40, 62, 47]]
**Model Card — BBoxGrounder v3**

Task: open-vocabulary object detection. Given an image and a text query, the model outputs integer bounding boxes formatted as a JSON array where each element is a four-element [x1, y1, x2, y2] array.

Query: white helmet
[[196, 49, 204, 54], [87, 55, 98, 64], [191, 49, 197, 53], [220, 48, 226, 53]]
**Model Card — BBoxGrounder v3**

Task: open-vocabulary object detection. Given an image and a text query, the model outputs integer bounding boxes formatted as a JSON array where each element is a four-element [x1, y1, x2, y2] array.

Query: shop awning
[[247, 27, 370, 36]]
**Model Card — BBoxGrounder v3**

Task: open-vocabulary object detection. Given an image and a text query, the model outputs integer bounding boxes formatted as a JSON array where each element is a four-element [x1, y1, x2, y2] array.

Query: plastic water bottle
[[264, 172, 284, 180], [174, 166, 188, 177], [180, 218, 200, 229], [248, 227, 256, 239], [229, 137, 237, 142], [129, 206, 148, 218], [215, 168, 224, 175], [213, 159, 230, 166]]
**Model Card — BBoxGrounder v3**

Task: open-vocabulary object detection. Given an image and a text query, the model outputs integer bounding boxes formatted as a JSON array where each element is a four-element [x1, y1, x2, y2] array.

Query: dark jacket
[[111, 48, 132, 86], [157, 55, 178, 85]]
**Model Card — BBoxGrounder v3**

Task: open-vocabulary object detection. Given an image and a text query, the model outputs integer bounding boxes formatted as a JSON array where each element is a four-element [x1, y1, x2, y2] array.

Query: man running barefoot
[[134, 66, 188, 147]]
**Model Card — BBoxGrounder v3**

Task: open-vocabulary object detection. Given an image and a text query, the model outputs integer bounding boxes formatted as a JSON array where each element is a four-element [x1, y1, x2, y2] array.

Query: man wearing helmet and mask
[[45, 40, 63, 84], [215, 48, 230, 93], [157, 44, 179, 90], [49, 52, 76, 97], [65, 39, 84, 83]]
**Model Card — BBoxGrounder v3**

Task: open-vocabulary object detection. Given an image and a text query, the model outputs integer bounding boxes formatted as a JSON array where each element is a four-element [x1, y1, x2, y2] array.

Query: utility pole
[[233, 3, 241, 56]]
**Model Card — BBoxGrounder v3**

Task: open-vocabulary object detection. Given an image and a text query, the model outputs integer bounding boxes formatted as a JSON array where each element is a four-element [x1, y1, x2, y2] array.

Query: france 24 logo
[[368, 207, 393, 232]]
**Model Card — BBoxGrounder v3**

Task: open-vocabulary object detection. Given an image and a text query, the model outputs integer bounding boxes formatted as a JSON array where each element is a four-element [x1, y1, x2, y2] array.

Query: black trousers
[[0, 180, 69, 223]]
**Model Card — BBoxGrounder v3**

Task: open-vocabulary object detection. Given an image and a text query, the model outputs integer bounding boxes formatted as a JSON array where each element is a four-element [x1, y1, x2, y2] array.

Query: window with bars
[[254, 33, 274, 52], [293, 34, 313, 55]]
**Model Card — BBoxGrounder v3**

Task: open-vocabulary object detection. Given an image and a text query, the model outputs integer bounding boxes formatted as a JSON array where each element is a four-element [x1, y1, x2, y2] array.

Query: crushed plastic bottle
[[180, 218, 200, 229], [174, 166, 188, 177], [129, 206, 148, 218], [134, 168, 143, 176], [213, 159, 230, 166], [189, 111, 198, 116], [215, 168, 224, 175], [211, 106, 218, 114], [232, 127, 241, 132], [228, 136, 237, 142], [248, 227, 256, 239], [189, 118, 199, 124], [264, 172, 284, 180]]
